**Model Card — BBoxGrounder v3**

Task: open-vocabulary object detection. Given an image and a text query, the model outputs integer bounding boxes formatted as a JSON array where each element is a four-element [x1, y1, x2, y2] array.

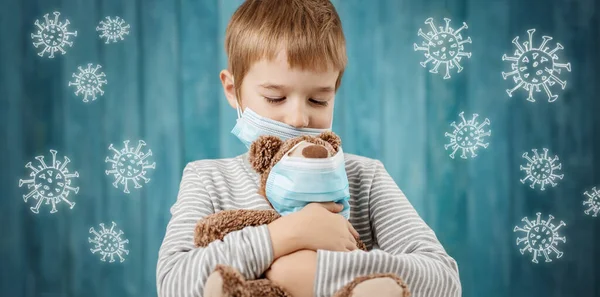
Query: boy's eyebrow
[[259, 83, 334, 92]]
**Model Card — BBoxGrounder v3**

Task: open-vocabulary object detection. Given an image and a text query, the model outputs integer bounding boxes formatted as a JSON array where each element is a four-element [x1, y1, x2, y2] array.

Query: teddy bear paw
[[350, 276, 407, 297], [203, 264, 292, 297], [203, 264, 246, 297], [204, 269, 225, 297], [333, 273, 410, 297]]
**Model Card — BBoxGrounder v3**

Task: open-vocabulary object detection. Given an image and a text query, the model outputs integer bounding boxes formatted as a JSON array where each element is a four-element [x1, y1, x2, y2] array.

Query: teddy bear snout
[[302, 145, 329, 158]]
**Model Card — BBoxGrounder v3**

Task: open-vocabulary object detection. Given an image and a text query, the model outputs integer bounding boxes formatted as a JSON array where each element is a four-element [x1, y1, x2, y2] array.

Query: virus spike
[[458, 36, 472, 45], [454, 22, 468, 35], [429, 61, 442, 74], [134, 140, 146, 154], [35, 155, 48, 169], [108, 143, 120, 156], [443, 63, 451, 79], [424, 18, 438, 35], [419, 56, 434, 67], [502, 54, 519, 62], [546, 69, 567, 89], [443, 18, 451, 32], [511, 36, 526, 54], [417, 28, 432, 42], [526, 29, 537, 50], [506, 80, 525, 98], [538, 35, 553, 51]]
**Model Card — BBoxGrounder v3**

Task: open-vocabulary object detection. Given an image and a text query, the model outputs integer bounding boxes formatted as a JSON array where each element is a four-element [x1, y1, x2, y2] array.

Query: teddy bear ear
[[248, 135, 283, 174], [318, 131, 341, 152]]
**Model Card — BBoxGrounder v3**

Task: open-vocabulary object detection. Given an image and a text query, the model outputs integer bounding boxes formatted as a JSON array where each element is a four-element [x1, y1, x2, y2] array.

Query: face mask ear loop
[[236, 100, 242, 119], [330, 105, 335, 130], [283, 141, 308, 159]]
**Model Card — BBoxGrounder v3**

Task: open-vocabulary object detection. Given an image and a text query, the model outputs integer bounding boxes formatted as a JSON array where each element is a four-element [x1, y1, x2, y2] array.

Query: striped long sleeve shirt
[[156, 152, 462, 297]]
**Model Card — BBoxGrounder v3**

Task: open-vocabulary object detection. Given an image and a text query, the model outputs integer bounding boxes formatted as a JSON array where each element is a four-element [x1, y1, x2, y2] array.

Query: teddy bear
[[194, 131, 410, 297]]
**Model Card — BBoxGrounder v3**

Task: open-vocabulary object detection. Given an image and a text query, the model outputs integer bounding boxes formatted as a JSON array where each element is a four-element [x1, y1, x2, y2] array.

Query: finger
[[334, 203, 344, 212], [345, 241, 358, 251], [346, 220, 359, 238], [349, 234, 357, 245], [318, 202, 343, 213]]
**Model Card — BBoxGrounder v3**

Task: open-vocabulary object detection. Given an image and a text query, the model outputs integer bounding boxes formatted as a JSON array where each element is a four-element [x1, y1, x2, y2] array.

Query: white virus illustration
[[513, 212, 566, 263], [96, 16, 130, 44], [89, 221, 129, 263], [18, 150, 79, 214], [413, 17, 472, 79], [444, 112, 491, 159], [583, 187, 600, 217], [68, 63, 107, 103], [105, 140, 156, 194], [520, 148, 564, 191], [502, 29, 572, 102], [31, 11, 77, 58]]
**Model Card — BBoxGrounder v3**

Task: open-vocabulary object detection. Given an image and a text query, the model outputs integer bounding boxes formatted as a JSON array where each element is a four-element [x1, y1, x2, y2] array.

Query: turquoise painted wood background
[[1, 0, 599, 296]]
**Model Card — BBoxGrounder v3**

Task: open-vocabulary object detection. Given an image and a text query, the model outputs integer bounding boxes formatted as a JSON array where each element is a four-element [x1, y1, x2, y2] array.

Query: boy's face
[[221, 50, 339, 129]]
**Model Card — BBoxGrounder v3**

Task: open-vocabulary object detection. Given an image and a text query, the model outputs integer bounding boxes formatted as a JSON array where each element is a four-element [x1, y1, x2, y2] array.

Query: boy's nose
[[285, 103, 310, 128]]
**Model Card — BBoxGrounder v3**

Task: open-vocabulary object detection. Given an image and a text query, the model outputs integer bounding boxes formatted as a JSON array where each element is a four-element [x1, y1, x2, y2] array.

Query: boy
[[156, 0, 461, 296]]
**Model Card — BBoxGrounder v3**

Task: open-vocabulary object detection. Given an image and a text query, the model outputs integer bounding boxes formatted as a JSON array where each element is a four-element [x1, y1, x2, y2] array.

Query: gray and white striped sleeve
[[313, 160, 461, 297], [156, 162, 275, 297]]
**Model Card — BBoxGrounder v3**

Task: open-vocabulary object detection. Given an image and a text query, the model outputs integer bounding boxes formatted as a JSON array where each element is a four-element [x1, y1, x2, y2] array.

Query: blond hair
[[225, 0, 347, 103]]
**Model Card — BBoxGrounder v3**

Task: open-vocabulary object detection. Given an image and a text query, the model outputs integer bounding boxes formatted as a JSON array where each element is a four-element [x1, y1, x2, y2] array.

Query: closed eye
[[263, 97, 328, 106]]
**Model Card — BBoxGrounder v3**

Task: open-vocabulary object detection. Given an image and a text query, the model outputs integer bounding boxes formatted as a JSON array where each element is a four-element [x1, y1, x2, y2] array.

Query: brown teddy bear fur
[[194, 131, 409, 297]]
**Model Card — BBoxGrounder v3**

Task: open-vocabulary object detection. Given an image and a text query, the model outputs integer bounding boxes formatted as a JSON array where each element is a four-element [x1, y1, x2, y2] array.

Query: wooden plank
[[415, 0, 471, 292], [217, 0, 245, 158], [464, 0, 512, 296], [504, 1, 567, 296], [329, 0, 346, 138], [58, 0, 106, 295], [180, 0, 221, 162], [376, 0, 429, 216], [139, 0, 181, 295], [96, 0, 144, 295], [544, 0, 598, 296], [22, 0, 72, 296], [0, 0, 26, 295], [334, 0, 382, 160]]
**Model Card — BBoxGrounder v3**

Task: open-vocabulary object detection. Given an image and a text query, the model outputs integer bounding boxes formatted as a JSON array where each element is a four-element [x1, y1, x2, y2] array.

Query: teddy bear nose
[[302, 145, 329, 158]]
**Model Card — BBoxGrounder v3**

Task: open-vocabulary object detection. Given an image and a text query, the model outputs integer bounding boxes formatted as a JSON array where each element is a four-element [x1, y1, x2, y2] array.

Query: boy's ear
[[220, 69, 238, 109], [248, 135, 284, 174], [318, 131, 341, 152]]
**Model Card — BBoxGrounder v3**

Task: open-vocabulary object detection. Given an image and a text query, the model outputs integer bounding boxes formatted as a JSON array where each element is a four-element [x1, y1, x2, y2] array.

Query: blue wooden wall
[[1, 0, 599, 296]]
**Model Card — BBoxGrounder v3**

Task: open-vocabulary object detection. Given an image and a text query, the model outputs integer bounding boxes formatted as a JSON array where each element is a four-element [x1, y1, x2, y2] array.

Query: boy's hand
[[295, 202, 359, 252], [268, 202, 359, 260]]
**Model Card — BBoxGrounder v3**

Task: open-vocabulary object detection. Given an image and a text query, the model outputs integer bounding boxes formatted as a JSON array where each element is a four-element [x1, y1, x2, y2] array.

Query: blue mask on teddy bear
[[232, 104, 350, 218], [264, 140, 350, 219]]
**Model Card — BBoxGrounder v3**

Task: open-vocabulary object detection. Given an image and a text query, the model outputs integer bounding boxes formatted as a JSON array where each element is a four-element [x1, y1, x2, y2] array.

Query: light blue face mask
[[231, 103, 333, 148], [264, 141, 351, 219]]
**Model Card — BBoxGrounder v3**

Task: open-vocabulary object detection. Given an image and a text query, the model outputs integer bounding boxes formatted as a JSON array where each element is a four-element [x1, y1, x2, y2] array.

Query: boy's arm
[[156, 163, 275, 297], [311, 160, 462, 297]]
